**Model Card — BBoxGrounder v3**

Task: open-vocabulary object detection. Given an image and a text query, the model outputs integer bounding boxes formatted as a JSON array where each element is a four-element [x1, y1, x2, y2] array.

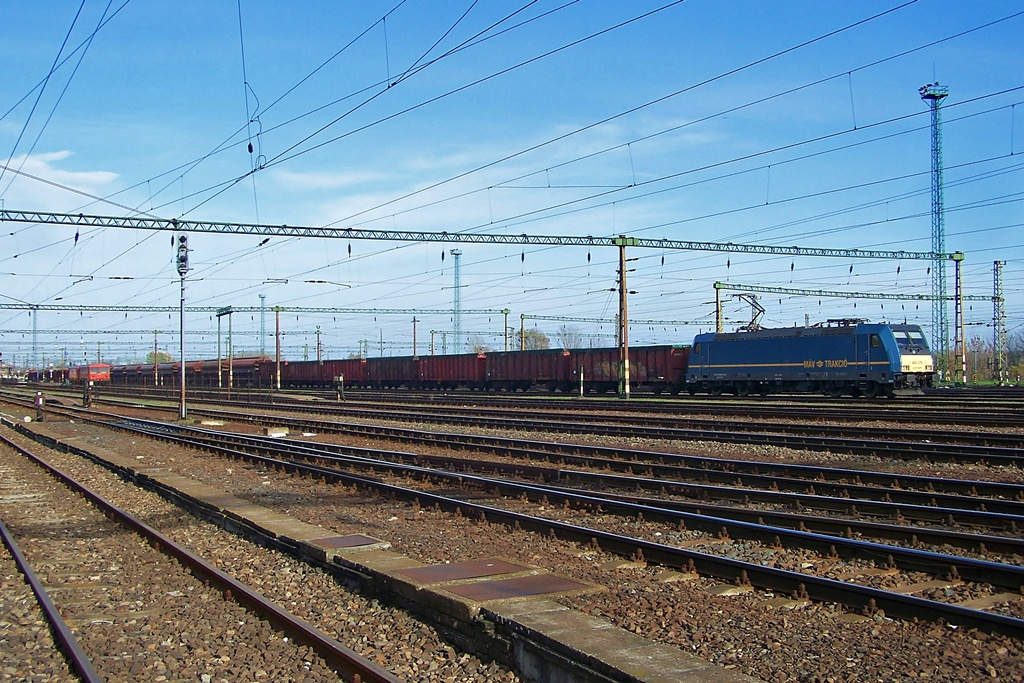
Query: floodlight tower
[[450, 249, 462, 353], [920, 82, 949, 377]]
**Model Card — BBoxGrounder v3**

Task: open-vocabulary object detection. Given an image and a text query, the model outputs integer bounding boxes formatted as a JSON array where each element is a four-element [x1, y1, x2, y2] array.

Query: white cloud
[[2, 151, 119, 212]]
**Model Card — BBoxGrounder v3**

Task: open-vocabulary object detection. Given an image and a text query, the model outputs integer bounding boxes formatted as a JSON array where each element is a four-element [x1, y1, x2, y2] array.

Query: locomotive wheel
[[736, 383, 750, 397], [863, 382, 880, 399], [709, 384, 723, 396]]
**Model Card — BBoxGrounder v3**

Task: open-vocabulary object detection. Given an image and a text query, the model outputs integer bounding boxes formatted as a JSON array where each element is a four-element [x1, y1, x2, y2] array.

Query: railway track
[[159, 397, 1024, 466], [10, 389, 1023, 506], [0, 428, 403, 683], [5, 394, 1023, 682], [42, 385, 1024, 452], [23, 392, 1024, 638], [95, 414, 1024, 637], [21, 382, 1024, 429]]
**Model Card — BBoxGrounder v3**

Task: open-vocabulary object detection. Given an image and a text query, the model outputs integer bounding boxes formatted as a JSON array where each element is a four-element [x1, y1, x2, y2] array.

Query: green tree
[[515, 328, 549, 350], [146, 351, 173, 364], [556, 325, 583, 350]]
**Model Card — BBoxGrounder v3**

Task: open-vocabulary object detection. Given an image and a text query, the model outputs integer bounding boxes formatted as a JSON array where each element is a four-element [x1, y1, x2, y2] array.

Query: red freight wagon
[[568, 346, 690, 394], [418, 353, 486, 389], [328, 358, 370, 387], [367, 356, 418, 389], [485, 348, 572, 392], [221, 357, 273, 388], [625, 345, 690, 394], [569, 348, 620, 393], [280, 359, 326, 387]]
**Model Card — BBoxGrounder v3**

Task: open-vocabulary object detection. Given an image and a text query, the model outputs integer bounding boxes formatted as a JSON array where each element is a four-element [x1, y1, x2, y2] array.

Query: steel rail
[[0, 421, 404, 683], [169, 397, 1024, 466], [0, 515, 103, 683], [7, 391, 1018, 502], [176, 405, 1024, 503], [183, 390, 1024, 448], [546, 476, 1024, 556], [94, 417, 1024, 639], [121, 418, 1024, 553], [138, 408, 1024, 525]]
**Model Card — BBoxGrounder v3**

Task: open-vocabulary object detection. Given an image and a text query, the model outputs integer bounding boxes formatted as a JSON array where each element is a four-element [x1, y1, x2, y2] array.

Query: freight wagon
[[568, 345, 690, 394], [105, 321, 931, 398]]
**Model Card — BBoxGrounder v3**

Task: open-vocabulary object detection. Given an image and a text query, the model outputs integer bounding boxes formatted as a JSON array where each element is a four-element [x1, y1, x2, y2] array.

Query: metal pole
[[259, 293, 266, 356], [176, 229, 189, 416], [502, 309, 510, 351], [953, 253, 966, 385], [274, 306, 282, 390], [217, 316, 222, 389], [993, 261, 1007, 385], [412, 317, 418, 358], [715, 284, 723, 333], [179, 275, 186, 419], [615, 236, 637, 399], [619, 239, 629, 399], [153, 331, 158, 386], [228, 311, 233, 398]]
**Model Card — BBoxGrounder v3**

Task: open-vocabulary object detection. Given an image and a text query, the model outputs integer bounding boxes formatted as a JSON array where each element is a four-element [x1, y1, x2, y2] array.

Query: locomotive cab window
[[870, 334, 881, 348], [694, 342, 701, 354]]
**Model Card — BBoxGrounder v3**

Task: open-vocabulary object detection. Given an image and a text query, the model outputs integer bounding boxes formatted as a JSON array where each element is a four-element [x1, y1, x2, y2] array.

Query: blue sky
[[1, 0, 1022, 366]]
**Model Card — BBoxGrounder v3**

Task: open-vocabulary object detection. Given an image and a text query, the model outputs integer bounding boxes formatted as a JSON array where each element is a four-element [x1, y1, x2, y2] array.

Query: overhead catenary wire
[[0, 0, 87, 191], [3, 5, 1021, 353]]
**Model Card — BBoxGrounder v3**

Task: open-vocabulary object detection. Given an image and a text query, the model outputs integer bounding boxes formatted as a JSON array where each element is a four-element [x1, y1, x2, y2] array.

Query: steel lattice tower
[[450, 249, 462, 352], [920, 83, 949, 377], [994, 260, 1007, 384]]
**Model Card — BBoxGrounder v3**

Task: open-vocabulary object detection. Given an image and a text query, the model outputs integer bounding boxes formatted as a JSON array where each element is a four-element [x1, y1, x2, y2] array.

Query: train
[[67, 363, 111, 385], [98, 321, 933, 398], [687, 321, 933, 398]]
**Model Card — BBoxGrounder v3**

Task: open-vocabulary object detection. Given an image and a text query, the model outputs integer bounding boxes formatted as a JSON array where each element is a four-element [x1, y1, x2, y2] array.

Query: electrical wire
[[0, 0, 87, 190]]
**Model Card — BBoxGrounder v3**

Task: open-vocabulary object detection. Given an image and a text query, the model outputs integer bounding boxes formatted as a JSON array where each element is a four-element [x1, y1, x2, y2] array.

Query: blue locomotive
[[686, 320, 933, 398]]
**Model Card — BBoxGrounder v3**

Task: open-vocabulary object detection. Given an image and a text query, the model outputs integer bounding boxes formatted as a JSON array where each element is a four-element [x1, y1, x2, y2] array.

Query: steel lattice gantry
[[1, 209, 948, 260], [1, 209, 962, 393]]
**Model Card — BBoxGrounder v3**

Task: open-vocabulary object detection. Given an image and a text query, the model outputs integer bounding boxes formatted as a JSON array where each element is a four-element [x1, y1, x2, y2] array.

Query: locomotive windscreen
[[890, 325, 930, 353]]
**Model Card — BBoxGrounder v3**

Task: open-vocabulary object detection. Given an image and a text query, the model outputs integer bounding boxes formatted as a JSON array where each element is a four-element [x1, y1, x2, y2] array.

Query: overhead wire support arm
[[1, 210, 951, 261], [0, 303, 504, 316], [522, 314, 709, 326], [713, 277, 989, 302]]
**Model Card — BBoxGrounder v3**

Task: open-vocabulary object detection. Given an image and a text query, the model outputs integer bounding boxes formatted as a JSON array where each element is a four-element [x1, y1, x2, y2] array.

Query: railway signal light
[[176, 234, 189, 276]]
